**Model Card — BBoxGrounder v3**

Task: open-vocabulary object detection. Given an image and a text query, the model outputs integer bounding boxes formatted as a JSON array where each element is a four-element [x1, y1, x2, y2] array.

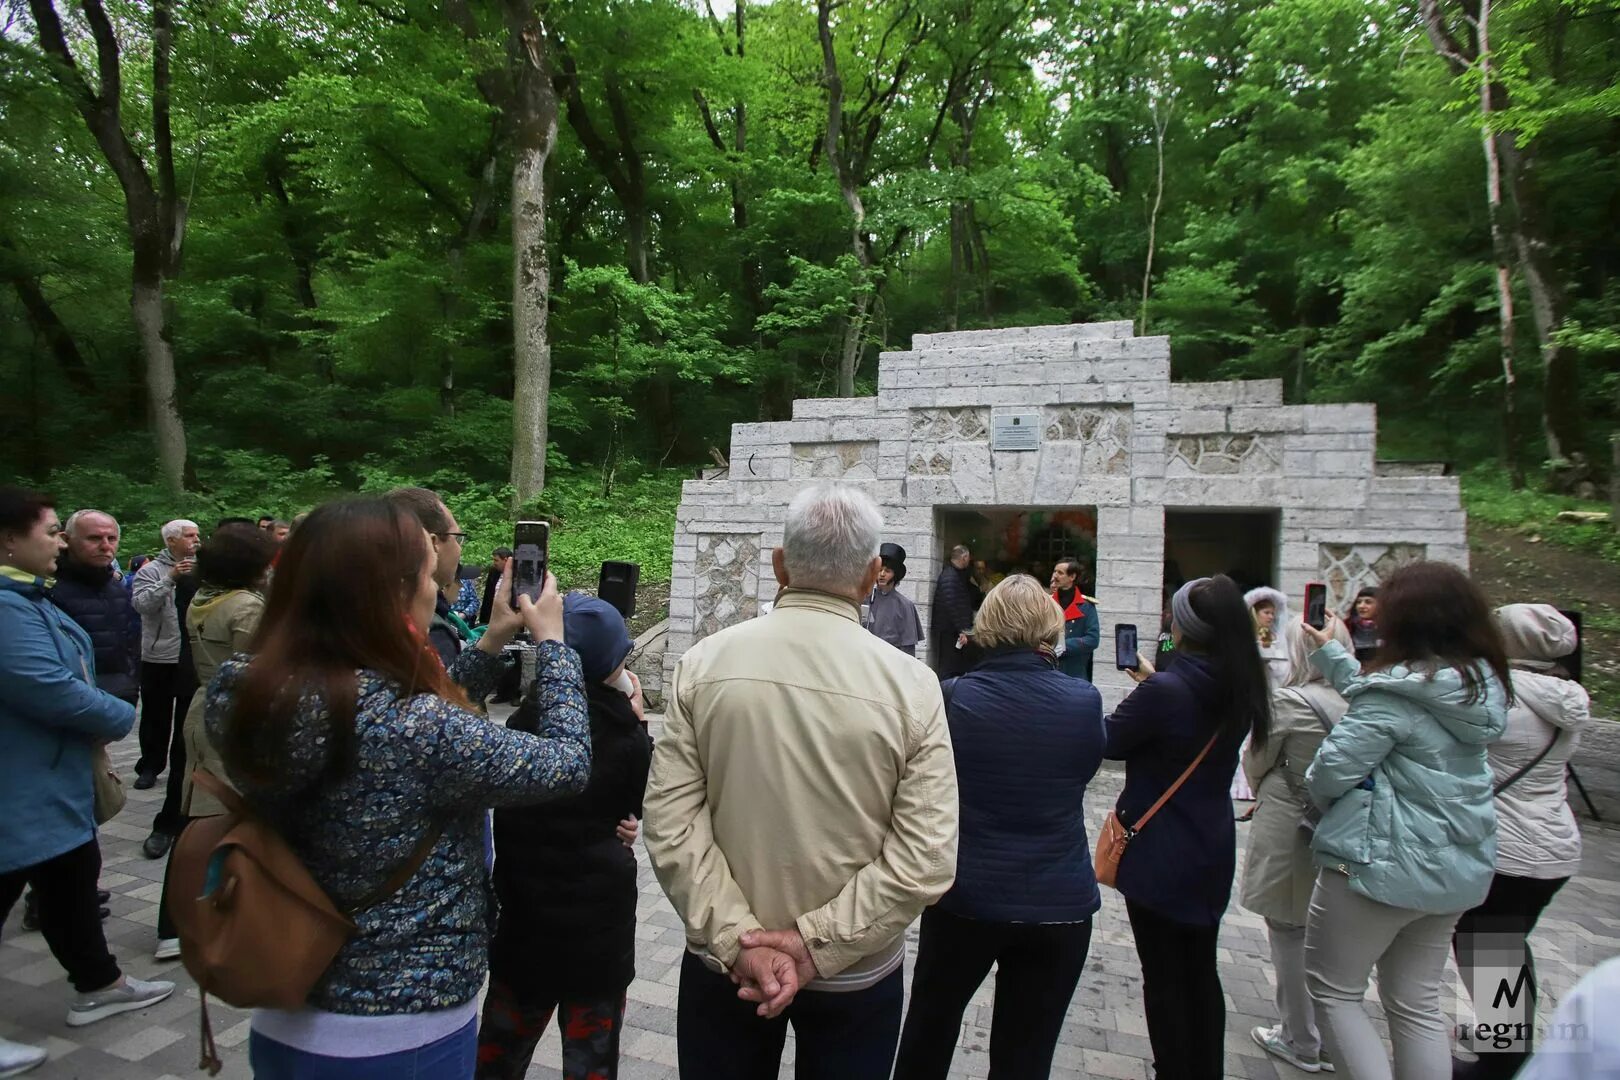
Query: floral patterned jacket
[[204, 642, 590, 1015]]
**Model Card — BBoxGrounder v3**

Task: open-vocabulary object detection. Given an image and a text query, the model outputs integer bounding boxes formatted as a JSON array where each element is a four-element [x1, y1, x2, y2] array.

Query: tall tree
[[27, 0, 189, 492], [505, 0, 560, 505]]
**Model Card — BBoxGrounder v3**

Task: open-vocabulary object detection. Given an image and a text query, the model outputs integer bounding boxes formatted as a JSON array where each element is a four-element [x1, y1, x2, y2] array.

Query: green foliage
[[1461, 467, 1620, 565]]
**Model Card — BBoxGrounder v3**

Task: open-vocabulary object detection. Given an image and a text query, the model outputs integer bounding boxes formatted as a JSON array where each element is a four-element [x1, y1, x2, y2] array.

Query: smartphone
[[1114, 623, 1139, 671], [1305, 582, 1328, 630], [510, 520, 549, 610]]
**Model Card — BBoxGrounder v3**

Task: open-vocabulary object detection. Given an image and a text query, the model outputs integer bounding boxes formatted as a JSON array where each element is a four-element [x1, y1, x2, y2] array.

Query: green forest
[[3, 0, 1617, 571]]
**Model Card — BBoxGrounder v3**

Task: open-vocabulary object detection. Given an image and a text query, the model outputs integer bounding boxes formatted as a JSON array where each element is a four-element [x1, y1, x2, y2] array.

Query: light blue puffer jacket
[[1305, 640, 1509, 915]]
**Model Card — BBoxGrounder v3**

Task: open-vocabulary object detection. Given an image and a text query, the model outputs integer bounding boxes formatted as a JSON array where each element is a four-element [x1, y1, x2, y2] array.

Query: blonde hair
[[1282, 618, 1353, 688], [973, 574, 1063, 650]]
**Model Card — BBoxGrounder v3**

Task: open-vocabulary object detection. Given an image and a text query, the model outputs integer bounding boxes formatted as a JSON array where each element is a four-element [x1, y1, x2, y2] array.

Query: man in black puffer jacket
[[478, 593, 653, 1080], [48, 511, 140, 705]]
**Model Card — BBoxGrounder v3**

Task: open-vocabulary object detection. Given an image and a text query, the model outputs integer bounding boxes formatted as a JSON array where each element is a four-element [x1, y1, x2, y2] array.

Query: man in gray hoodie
[[129, 519, 199, 803]]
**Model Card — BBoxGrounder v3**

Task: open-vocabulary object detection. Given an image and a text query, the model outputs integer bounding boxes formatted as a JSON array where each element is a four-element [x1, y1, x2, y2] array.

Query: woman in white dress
[[1234, 587, 1291, 804]]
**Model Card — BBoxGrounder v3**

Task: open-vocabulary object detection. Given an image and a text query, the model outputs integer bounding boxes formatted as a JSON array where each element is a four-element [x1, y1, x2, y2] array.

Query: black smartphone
[[1114, 623, 1139, 670], [510, 520, 549, 610], [1305, 582, 1328, 630]]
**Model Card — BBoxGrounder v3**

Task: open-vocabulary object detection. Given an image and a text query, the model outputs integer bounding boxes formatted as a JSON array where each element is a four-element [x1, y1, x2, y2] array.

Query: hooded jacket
[[47, 551, 141, 702], [1244, 586, 1291, 688], [1306, 640, 1509, 914], [1489, 604, 1590, 880], [178, 585, 264, 818], [0, 567, 136, 874]]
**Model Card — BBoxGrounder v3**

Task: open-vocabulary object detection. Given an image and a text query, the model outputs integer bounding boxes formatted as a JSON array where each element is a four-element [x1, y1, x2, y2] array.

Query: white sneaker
[[154, 937, 181, 961], [1252, 1024, 1335, 1073], [66, 975, 175, 1027], [0, 1037, 47, 1078]]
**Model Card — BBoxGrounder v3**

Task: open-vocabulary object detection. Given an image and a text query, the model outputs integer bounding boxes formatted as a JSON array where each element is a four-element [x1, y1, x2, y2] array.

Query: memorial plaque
[[990, 412, 1041, 451]]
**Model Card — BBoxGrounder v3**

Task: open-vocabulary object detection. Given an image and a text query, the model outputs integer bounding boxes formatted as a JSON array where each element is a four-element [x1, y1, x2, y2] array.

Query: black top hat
[[879, 542, 907, 582]]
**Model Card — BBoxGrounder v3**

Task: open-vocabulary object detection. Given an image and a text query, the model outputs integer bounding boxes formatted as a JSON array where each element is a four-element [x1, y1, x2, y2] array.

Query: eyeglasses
[[439, 531, 468, 545]]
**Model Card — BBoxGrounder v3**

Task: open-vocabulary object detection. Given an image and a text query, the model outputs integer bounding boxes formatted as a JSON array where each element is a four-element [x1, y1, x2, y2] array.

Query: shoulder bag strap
[[1132, 730, 1221, 833], [192, 769, 442, 914], [1290, 689, 1333, 732], [1493, 730, 1562, 797]]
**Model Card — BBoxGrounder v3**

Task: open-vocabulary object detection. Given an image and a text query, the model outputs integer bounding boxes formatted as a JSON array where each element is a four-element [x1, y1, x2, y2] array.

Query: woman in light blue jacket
[[1300, 561, 1511, 1080], [0, 487, 176, 1076]]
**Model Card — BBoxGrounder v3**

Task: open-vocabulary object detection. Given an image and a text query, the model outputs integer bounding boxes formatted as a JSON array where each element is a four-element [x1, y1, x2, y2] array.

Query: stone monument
[[666, 320, 1468, 708]]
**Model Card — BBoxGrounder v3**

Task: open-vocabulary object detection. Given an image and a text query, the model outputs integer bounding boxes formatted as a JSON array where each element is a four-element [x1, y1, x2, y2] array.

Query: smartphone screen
[[1114, 623, 1139, 670], [510, 521, 549, 610], [1305, 582, 1328, 630]]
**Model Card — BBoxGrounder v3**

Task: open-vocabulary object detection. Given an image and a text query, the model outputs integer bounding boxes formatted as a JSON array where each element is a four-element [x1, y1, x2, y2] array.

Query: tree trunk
[[1477, 0, 1525, 489], [838, 290, 871, 397], [507, 4, 559, 507], [2, 240, 97, 397], [132, 273, 187, 492], [1140, 95, 1170, 336]]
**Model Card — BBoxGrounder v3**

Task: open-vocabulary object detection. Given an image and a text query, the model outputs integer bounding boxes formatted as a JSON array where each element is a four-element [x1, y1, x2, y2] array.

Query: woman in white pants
[[1299, 562, 1511, 1080], [1239, 619, 1352, 1074]]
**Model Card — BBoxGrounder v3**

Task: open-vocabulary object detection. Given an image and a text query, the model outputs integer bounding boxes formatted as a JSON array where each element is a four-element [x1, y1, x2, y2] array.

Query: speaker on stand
[[599, 561, 640, 621]]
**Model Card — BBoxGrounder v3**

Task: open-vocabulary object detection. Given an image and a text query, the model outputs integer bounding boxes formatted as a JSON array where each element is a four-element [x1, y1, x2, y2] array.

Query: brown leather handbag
[[167, 771, 441, 1074], [1094, 732, 1219, 889]]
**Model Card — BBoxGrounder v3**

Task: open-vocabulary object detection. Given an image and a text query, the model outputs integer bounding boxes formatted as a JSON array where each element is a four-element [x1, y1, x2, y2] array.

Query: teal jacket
[[1305, 640, 1508, 915], [0, 567, 136, 874]]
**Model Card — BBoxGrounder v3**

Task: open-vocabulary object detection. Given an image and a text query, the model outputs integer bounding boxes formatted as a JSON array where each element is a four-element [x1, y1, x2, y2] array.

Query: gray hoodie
[[131, 550, 182, 663]]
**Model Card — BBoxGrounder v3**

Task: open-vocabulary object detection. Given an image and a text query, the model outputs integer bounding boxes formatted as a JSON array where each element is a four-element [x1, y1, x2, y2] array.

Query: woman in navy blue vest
[[1105, 574, 1271, 1080], [893, 574, 1105, 1079]]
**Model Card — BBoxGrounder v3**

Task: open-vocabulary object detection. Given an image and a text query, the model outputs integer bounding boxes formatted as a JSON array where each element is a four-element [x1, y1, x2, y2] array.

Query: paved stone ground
[[5, 720, 1619, 1079]]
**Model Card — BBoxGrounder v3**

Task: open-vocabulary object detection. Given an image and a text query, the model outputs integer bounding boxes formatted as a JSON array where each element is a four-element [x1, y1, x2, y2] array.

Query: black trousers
[[894, 906, 1092, 1080], [154, 815, 196, 941], [1126, 899, 1225, 1080], [677, 950, 903, 1080], [0, 840, 121, 992], [1452, 873, 1568, 1079], [139, 660, 194, 833]]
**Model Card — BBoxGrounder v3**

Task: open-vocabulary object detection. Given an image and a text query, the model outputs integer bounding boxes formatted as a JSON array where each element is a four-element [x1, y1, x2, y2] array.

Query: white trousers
[[1305, 871, 1464, 1080]]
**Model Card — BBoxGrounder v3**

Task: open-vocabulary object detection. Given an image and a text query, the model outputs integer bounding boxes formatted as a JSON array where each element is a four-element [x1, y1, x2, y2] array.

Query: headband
[[1171, 577, 1214, 644]]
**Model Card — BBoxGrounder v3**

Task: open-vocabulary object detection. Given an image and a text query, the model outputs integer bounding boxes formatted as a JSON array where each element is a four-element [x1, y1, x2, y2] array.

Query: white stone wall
[[666, 320, 1469, 711]]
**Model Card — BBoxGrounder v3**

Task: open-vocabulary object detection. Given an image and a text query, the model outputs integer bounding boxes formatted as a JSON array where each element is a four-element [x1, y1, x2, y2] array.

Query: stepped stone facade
[[667, 321, 1469, 708]]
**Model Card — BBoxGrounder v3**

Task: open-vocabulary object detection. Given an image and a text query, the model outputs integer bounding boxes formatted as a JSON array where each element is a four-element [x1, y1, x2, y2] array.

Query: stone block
[[933, 386, 1046, 407], [912, 320, 1133, 350], [791, 396, 878, 420], [877, 388, 941, 411], [1226, 406, 1307, 433], [1122, 335, 1172, 360], [1168, 380, 1285, 408], [905, 477, 960, 504], [1301, 403, 1377, 433], [1314, 450, 1374, 476], [992, 446, 1041, 504], [1168, 410, 1228, 436]]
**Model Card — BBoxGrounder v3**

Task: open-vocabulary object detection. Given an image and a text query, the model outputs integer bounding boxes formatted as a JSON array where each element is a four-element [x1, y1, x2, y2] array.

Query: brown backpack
[[166, 770, 440, 1074]]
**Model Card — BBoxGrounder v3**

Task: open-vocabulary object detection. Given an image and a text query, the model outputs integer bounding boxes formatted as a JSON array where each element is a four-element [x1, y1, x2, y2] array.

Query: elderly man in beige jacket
[[645, 481, 959, 1080]]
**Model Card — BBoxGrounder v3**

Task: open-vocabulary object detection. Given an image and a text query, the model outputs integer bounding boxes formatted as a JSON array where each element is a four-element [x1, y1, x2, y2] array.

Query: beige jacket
[[179, 586, 263, 818], [645, 589, 958, 987]]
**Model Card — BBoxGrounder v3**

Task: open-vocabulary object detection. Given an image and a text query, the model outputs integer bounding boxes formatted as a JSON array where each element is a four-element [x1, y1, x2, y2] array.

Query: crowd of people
[[0, 478, 1609, 1080]]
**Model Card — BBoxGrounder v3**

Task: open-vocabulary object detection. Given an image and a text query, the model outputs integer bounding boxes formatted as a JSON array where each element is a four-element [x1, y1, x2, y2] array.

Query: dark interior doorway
[[935, 506, 1099, 589], [1164, 509, 1279, 596]]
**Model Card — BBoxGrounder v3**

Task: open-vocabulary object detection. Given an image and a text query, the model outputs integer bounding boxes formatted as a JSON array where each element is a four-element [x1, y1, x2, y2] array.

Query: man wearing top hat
[[865, 543, 923, 656]]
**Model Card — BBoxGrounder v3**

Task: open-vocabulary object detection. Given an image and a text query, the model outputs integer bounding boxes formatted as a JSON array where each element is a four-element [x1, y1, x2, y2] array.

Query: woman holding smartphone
[[1300, 562, 1510, 1080]]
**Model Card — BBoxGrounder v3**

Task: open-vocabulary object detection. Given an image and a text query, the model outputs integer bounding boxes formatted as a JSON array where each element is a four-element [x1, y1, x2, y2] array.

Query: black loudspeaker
[[599, 561, 640, 620]]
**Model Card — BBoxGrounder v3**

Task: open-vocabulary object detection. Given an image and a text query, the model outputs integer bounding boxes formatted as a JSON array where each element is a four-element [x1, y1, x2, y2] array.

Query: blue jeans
[[249, 1016, 477, 1079]]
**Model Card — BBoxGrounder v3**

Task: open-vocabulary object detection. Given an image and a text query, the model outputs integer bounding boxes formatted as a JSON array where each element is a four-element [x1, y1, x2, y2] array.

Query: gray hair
[[782, 482, 882, 593], [950, 545, 970, 560], [160, 519, 198, 543], [65, 509, 119, 537], [1282, 618, 1353, 688]]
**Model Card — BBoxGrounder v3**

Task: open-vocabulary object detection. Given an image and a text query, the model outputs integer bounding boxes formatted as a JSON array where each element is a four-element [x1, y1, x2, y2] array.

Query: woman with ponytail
[[204, 498, 592, 1079], [1104, 574, 1272, 1080]]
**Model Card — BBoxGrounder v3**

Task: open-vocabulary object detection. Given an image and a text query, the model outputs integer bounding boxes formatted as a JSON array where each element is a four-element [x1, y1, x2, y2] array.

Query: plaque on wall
[[990, 412, 1041, 452]]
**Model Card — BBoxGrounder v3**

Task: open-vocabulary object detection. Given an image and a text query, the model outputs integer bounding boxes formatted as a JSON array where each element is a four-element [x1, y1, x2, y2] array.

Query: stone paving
[[5, 720, 1619, 1079]]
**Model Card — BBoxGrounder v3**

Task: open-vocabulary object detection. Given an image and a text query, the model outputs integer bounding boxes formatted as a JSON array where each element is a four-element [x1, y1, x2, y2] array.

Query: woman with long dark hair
[[1104, 574, 1271, 1080], [203, 498, 592, 1079], [1301, 561, 1511, 1080]]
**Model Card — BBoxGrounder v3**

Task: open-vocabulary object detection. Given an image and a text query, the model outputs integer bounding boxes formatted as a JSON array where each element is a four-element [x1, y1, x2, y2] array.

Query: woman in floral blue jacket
[[205, 497, 591, 1080]]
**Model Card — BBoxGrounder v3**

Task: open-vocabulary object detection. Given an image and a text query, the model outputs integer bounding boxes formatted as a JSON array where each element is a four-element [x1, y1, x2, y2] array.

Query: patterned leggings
[[475, 978, 626, 1080]]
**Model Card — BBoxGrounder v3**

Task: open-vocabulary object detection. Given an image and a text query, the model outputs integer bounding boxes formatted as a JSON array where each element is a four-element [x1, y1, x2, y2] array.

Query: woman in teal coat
[[1300, 561, 1511, 1080], [0, 487, 175, 1076]]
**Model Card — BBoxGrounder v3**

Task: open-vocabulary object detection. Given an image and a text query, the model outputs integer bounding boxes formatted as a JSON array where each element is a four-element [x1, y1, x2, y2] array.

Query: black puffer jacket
[[931, 564, 979, 678], [489, 680, 652, 1001], [47, 553, 140, 702]]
